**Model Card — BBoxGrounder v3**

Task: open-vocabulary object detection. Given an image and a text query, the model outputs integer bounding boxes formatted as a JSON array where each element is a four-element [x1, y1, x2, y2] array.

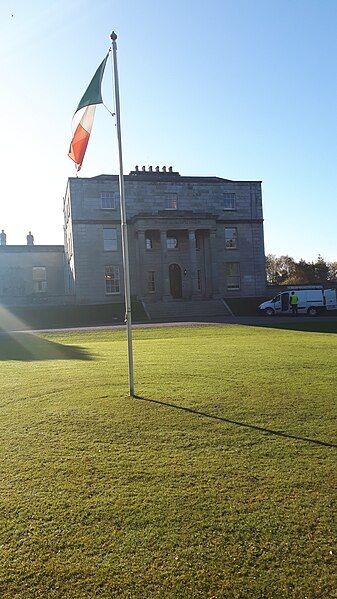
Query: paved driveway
[[5, 314, 337, 334]]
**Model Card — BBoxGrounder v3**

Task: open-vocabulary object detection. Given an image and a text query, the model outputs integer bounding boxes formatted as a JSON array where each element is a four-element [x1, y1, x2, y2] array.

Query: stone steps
[[142, 299, 232, 321]]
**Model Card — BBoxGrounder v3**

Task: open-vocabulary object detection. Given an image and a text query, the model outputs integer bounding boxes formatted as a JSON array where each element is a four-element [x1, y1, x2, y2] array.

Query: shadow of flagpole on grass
[[135, 396, 337, 449]]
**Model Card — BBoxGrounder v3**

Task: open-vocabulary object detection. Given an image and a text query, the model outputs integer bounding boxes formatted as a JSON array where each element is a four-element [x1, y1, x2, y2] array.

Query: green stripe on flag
[[76, 54, 109, 113]]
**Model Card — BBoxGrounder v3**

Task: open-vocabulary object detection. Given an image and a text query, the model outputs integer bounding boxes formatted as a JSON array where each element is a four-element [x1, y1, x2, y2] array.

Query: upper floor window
[[167, 237, 178, 249], [32, 267, 47, 292], [223, 192, 236, 210], [165, 194, 178, 210], [101, 191, 116, 210], [145, 237, 153, 250], [225, 227, 238, 249], [225, 262, 240, 290], [103, 227, 117, 251], [105, 265, 120, 294]]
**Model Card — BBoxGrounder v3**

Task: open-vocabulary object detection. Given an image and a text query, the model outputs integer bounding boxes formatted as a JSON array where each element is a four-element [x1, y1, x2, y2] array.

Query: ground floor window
[[105, 265, 120, 294], [225, 227, 238, 249], [32, 267, 47, 292], [147, 271, 155, 293], [225, 262, 240, 290]]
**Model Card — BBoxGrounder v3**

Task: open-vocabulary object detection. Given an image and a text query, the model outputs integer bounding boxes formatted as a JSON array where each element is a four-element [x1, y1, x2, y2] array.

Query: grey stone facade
[[64, 168, 266, 305], [0, 245, 66, 306]]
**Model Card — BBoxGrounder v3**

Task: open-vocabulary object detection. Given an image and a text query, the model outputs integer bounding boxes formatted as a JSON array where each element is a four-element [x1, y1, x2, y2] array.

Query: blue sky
[[1, 0, 336, 261]]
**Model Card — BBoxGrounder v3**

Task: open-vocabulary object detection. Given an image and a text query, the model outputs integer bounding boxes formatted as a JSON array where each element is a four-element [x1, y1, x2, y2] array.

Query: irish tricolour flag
[[68, 54, 109, 171]]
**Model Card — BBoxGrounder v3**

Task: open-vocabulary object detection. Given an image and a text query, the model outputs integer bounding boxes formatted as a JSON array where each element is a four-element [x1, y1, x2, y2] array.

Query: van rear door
[[324, 289, 337, 310]]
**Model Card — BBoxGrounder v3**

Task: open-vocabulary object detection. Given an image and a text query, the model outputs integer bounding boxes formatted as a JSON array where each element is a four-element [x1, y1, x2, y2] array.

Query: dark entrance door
[[169, 263, 182, 298]]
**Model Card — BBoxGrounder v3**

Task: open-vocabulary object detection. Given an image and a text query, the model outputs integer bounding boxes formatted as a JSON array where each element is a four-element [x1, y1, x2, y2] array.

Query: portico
[[132, 214, 219, 301]]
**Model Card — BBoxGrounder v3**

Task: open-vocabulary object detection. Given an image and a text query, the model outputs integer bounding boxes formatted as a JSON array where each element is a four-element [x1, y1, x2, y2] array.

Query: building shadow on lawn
[[237, 316, 337, 335], [135, 396, 337, 448], [0, 332, 93, 361]]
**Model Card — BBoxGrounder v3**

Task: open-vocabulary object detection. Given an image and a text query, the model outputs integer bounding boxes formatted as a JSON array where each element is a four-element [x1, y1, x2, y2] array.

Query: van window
[[272, 295, 280, 303]]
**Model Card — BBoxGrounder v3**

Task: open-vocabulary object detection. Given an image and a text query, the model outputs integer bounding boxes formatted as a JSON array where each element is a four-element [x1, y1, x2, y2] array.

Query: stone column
[[188, 230, 199, 298], [137, 230, 146, 297], [210, 230, 220, 298], [160, 230, 171, 298], [203, 233, 212, 298]]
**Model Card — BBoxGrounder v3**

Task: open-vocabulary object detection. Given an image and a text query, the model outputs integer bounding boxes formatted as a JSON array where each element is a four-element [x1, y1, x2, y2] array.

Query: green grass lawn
[[0, 324, 336, 598]]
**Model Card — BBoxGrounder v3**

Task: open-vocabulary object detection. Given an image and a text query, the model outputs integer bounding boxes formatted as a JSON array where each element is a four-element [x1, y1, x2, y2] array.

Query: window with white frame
[[225, 227, 238, 249], [32, 267, 47, 292], [223, 192, 236, 210], [145, 237, 153, 250], [225, 262, 240, 289], [103, 227, 117, 251], [105, 265, 120, 294], [165, 194, 178, 210], [147, 271, 155, 293], [167, 237, 178, 249], [100, 191, 116, 210]]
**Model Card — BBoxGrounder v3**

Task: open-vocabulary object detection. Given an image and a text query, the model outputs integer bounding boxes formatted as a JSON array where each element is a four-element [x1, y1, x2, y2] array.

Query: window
[[223, 192, 236, 210], [105, 266, 120, 294], [32, 267, 47, 292], [225, 227, 238, 249], [145, 237, 153, 250], [101, 191, 116, 210], [226, 262, 240, 289], [147, 271, 155, 293], [165, 194, 178, 210], [103, 227, 117, 251], [167, 237, 178, 249]]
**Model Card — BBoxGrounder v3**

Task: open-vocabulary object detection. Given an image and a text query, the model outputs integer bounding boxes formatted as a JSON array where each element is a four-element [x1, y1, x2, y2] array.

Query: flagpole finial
[[110, 31, 117, 42]]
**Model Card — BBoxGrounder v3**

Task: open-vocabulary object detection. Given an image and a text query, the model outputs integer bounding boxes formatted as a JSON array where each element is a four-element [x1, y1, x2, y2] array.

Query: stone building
[[0, 167, 266, 315], [0, 236, 65, 306], [64, 167, 266, 316]]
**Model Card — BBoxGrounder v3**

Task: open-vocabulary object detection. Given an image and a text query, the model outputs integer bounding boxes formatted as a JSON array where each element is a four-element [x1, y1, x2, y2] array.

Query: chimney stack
[[149, 165, 153, 172], [26, 231, 34, 246], [0, 230, 6, 246]]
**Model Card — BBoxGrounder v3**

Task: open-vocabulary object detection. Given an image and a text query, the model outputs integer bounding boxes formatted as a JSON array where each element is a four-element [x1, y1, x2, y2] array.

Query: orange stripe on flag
[[68, 123, 90, 171]]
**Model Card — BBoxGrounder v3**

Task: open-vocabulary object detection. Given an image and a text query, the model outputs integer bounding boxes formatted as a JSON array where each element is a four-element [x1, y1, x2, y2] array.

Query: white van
[[259, 288, 337, 316]]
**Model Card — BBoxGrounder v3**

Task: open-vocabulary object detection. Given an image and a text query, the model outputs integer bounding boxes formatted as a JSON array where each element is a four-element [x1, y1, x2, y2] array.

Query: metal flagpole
[[110, 31, 135, 397]]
